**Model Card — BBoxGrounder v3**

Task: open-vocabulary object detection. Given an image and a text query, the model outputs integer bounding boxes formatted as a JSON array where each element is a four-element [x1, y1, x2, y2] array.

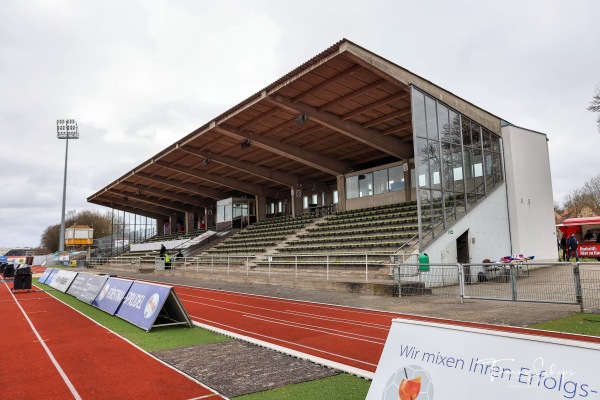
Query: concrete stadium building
[[88, 39, 557, 265]]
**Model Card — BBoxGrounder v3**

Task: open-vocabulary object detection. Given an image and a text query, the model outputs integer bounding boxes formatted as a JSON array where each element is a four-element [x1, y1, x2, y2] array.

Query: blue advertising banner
[[115, 281, 171, 331], [38, 268, 55, 284], [77, 275, 109, 304], [92, 277, 134, 315], [0, 256, 7, 263], [44, 268, 60, 285], [66, 272, 91, 297]]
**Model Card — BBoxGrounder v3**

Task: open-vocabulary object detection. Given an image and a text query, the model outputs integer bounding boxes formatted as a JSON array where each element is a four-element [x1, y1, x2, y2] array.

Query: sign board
[[76, 274, 109, 304], [66, 272, 90, 298], [48, 270, 78, 292], [44, 268, 61, 286], [579, 244, 600, 258], [92, 277, 134, 315], [367, 318, 600, 399], [115, 281, 192, 331], [38, 268, 55, 284]]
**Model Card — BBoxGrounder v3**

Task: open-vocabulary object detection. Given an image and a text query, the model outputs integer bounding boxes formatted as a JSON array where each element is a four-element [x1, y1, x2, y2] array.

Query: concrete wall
[[502, 125, 557, 261], [425, 186, 512, 264]]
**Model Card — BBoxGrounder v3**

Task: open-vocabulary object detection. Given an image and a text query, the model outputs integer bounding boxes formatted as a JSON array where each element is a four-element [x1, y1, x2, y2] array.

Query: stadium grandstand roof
[[88, 38, 501, 219]]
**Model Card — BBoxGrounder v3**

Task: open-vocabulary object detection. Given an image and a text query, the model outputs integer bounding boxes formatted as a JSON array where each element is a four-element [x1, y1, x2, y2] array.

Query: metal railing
[[393, 261, 600, 312]]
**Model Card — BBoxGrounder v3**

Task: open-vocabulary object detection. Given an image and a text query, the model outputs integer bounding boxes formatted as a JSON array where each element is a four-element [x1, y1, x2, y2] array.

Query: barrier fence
[[395, 261, 600, 312]]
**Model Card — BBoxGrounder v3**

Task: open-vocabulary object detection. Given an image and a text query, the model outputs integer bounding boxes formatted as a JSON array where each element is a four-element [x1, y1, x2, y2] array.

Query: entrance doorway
[[457, 230, 470, 283]]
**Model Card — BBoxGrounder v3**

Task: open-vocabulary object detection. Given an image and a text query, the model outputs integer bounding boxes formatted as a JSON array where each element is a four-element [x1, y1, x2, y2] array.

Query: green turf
[[528, 313, 600, 337], [36, 280, 230, 351], [232, 373, 371, 400]]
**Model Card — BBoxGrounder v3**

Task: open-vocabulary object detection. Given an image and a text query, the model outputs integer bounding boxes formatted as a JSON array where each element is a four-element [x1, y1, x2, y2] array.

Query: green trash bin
[[418, 253, 430, 272]]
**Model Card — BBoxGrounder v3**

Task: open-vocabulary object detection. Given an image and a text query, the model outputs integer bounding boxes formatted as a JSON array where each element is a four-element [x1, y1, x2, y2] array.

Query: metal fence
[[394, 261, 600, 312]]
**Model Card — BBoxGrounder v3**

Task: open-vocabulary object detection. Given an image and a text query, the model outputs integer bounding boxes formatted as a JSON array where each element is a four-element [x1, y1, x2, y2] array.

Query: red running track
[[0, 280, 224, 400], [171, 284, 401, 376]]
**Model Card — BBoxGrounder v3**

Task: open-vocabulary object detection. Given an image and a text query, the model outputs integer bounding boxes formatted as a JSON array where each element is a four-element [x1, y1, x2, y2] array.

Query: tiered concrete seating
[[202, 213, 317, 255]]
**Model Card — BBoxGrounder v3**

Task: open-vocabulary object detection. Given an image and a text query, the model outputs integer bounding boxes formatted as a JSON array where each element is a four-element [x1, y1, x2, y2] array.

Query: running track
[[0, 279, 224, 400]]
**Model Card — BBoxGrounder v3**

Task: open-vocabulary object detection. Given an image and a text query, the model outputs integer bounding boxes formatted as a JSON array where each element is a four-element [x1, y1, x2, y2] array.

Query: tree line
[[556, 173, 600, 221], [39, 209, 114, 253]]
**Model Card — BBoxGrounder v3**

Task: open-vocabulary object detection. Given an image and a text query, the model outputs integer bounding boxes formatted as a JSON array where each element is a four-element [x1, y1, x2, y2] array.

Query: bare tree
[[582, 174, 600, 215], [588, 85, 600, 133], [39, 209, 115, 252]]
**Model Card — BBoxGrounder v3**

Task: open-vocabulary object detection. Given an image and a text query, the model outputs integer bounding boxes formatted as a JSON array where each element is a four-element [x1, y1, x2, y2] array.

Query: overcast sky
[[1, 0, 599, 248]]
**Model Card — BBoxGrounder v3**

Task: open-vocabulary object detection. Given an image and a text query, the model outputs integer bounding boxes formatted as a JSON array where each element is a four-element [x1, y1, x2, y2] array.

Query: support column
[[290, 187, 303, 216], [255, 194, 266, 222], [336, 175, 346, 212]]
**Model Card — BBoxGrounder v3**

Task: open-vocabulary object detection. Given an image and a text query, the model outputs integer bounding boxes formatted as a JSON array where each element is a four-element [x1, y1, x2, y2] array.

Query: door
[[457, 230, 470, 283]]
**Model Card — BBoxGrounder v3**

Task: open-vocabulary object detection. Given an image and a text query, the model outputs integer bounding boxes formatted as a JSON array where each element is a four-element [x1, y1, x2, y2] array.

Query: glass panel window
[[358, 173, 373, 197], [333, 190, 338, 204], [373, 169, 389, 194], [461, 116, 472, 147], [441, 142, 454, 192], [311, 193, 318, 204], [492, 152, 503, 186], [278, 201, 282, 213], [482, 129, 492, 152], [491, 134, 500, 152], [346, 176, 359, 199], [388, 166, 404, 191], [425, 96, 439, 140], [471, 122, 481, 148], [450, 110, 461, 144], [437, 104, 450, 142], [412, 89, 427, 138], [303, 196, 308, 209], [416, 137, 430, 188], [452, 144, 464, 193]]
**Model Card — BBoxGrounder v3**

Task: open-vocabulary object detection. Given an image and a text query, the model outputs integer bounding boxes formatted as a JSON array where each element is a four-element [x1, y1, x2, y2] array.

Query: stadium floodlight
[[56, 119, 79, 252]]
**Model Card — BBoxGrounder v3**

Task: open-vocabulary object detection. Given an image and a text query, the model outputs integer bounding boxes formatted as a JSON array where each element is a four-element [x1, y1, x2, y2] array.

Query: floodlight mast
[[56, 119, 79, 252]]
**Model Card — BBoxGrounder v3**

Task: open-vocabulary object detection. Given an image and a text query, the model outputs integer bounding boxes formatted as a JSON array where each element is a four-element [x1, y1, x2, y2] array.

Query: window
[[373, 169, 388, 194], [333, 190, 338, 204], [388, 166, 404, 191], [303, 196, 308, 209], [358, 173, 373, 197], [346, 176, 359, 199]]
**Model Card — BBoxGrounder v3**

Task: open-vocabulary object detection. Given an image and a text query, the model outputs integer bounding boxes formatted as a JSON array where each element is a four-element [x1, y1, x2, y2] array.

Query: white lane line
[[190, 315, 376, 379], [180, 294, 391, 332], [184, 298, 385, 344], [4, 282, 82, 400]]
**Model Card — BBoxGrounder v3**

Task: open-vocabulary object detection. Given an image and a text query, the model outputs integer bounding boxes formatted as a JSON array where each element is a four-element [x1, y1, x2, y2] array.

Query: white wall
[[426, 187, 512, 264], [502, 125, 557, 261]]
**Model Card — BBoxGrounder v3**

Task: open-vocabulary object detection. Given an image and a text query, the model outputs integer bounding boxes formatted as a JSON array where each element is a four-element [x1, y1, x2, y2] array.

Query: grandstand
[[87, 39, 557, 293]]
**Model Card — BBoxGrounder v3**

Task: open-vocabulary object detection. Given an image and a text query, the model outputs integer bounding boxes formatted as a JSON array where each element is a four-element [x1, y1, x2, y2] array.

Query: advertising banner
[[92, 277, 134, 315], [367, 318, 600, 400], [77, 275, 109, 304], [67, 272, 91, 297], [43, 268, 60, 285], [48, 270, 78, 292], [38, 268, 55, 284], [115, 281, 171, 331]]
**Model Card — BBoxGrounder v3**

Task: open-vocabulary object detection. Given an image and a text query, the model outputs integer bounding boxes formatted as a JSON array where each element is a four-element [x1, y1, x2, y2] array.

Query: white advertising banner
[[367, 318, 600, 400], [48, 270, 79, 293]]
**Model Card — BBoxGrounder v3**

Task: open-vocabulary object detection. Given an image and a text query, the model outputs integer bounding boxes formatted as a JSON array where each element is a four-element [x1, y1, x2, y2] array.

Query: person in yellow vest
[[164, 252, 171, 268]]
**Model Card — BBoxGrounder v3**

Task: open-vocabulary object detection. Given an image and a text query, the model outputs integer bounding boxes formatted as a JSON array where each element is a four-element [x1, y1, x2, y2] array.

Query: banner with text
[[48, 270, 78, 292], [115, 281, 171, 331], [92, 277, 134, 315], [367, 318, 600, 400]]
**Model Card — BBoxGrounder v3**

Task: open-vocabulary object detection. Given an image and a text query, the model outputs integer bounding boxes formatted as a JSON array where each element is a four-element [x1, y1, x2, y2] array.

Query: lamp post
[[56, 119, 79, 252]]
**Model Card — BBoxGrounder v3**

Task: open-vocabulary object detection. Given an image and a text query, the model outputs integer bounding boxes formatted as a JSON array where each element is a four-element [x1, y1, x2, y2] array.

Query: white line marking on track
[[3, 282, 82, 400], [184, 298, 385, 343]]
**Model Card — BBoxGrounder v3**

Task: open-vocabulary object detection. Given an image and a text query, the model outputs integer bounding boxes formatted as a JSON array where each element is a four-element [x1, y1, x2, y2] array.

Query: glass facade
[[346, 165, 406, 199], [411, 87, 504, 247]]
